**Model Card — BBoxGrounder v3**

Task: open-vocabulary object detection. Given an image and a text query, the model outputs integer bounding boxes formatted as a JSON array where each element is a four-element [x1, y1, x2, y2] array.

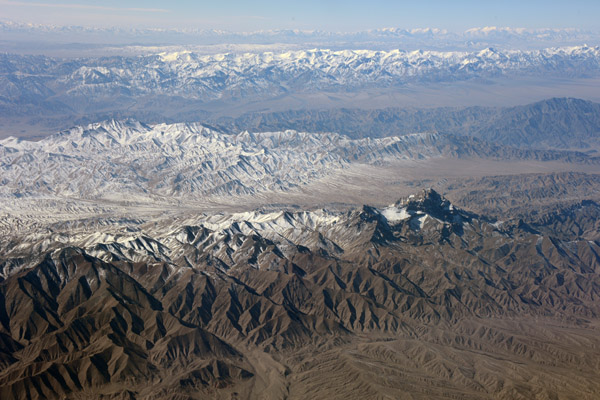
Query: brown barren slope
[[1, 190, 600, 399]]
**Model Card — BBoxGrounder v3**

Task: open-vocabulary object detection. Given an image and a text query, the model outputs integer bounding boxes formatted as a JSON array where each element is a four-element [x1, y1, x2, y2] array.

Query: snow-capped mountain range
[[2, 46, 599, 107], [2, 117, 597, 207], [0, 120, 452, 202], [0, 188, 496, 281]]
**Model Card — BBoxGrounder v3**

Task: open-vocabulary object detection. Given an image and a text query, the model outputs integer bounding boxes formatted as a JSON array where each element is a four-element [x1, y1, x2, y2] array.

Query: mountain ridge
[[1, 189, 600, 399], [1, 119, 597, 205], [216, 97, 600, 150], [1, 46, 599, 137]]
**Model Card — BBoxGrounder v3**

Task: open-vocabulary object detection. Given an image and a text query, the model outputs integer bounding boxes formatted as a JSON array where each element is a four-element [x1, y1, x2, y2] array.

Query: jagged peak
[[399, 188, 450, 208], [381, 189, 468, 226]]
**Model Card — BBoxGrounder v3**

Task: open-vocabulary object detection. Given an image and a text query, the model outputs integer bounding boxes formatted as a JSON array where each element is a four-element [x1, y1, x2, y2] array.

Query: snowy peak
[[383, 189, 463, 223], [399, 188, 462, 222], [378, 189, 476, 241]]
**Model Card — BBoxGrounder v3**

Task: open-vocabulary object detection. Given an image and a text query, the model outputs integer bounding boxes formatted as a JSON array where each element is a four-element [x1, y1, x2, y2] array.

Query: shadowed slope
[[1, 190, 600, 399]]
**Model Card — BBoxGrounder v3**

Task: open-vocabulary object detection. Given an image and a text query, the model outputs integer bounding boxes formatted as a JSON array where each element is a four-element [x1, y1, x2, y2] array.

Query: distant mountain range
[[1, 21, 598, 49], [2, 46, 598, 106], [1, 46, 599, 140]]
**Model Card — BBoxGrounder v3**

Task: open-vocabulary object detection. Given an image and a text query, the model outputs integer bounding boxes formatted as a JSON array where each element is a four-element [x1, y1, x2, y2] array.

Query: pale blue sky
[[1, 0, 598, 31]]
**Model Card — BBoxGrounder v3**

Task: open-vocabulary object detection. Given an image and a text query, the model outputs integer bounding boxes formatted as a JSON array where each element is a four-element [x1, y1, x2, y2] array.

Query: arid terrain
[[1, 186, 600, 399], [1, 40, 600, 399]]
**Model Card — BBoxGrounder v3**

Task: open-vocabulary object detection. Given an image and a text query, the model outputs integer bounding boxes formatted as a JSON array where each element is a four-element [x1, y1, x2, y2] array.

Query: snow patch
[[381, 206, 411, 222]]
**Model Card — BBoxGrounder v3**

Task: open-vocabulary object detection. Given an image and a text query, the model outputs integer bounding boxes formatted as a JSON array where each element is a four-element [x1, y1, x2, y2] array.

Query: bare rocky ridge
[[1, 190, 600, 399], [432, 172, 600, 233], [216, 98, 600, 150]]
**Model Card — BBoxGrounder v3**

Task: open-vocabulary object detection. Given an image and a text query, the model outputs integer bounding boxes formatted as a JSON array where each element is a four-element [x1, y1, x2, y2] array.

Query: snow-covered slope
[[0, 189, 493, 276], [0, 120, 451, 202]]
